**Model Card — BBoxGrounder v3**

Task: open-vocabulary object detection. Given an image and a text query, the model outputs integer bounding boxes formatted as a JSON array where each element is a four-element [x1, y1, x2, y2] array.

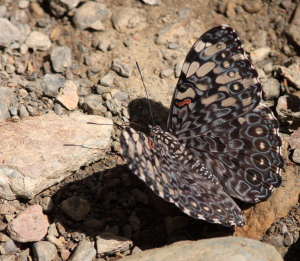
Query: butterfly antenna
[[136, 61, 155, 126]]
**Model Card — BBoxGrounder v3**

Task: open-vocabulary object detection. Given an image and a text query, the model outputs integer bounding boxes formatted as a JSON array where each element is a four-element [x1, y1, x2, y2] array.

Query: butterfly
[[120, 25, 284, 227]]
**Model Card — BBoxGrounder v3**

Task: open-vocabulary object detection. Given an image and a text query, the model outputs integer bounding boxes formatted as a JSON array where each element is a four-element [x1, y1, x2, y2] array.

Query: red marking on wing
[[176, 99, 192, 107], [148, 139, 154, 149]]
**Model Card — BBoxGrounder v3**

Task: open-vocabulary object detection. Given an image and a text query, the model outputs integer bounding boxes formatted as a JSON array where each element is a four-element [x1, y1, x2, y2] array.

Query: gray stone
[[69, 239, 96, 261], [7, 205, 49, 242], [0, 87, 16, 121], [262, 78, 280, 99], [112, 60, 133, 78], [111, 8, 147, 33], [275, 63, 300, 89], [100, 73, 115, 87], [98, 39, 110, 52], [42, 74, 67, 97], [26, 105, 37, 116], [73, 2, 111, 30], [250, 47, 271, 64], [53, 103, 64, 115], [175, 59, 184, 78], [51, 46, 72, 72], [25, 31, 51, 51], [9, 107, 17, 116], [18, 104, 30, 119], [32, 241, 57, 261], [106, 98, 121, 115], [285, 4, 300, 48], [50, 0, 81, 16], [82, 94, 107, 116], [283, 232, 294, 246], [61, 196, 91, 222], [0, 112, 112, 199], [120, 237, 283, 261], [96, 232, 133, 257], [39, 196, 54, 213], [0, 18, 21, 47], [160, 68, 174, 78]]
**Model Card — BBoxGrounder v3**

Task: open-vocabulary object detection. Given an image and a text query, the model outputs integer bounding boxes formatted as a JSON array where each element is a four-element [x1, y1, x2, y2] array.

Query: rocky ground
[[0, 0, 299, 260]]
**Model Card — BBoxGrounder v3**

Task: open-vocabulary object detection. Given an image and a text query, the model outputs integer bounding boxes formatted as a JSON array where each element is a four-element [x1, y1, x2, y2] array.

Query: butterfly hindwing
[[120, 127, 245, 226]]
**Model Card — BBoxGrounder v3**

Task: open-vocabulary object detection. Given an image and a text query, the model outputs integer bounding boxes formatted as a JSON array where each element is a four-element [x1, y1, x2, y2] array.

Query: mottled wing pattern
[[120, 127, 245, 226], [167, 25, 284, 203]]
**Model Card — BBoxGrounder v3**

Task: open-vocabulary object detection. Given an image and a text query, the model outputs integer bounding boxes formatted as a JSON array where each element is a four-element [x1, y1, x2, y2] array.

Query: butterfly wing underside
[[120, 127, 245, 226], [167, 25, 284, 203]]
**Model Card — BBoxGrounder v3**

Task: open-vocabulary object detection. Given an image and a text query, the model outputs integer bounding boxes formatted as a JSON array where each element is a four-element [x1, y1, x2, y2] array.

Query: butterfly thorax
[[150, 125, 219, 183]]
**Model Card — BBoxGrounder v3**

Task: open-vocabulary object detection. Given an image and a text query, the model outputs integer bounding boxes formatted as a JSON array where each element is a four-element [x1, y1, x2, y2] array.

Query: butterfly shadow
[[126, 98, 169, 133]]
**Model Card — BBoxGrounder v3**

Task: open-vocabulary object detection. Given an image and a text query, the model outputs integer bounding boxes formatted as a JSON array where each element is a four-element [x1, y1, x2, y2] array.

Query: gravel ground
[[0, 0, 299, 260]]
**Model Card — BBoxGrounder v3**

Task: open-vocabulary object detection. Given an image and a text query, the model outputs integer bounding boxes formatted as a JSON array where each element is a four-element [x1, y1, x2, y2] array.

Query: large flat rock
[[121, 237, 283, 261], [0, 112, 113, 199]]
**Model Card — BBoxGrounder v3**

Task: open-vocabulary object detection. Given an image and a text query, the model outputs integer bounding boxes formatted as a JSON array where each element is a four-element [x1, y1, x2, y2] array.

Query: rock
[[156, 21, 190, 45], [285, 4, 300, 48], [53, 103, 64, 115], [142, 0, 162, 5], [68, 239, 96, 261], [263, 235, 287, 256], [18, 104, 30, 119], [7, 205, 49, 242], [48, 223, 59, 237], [131, 189, 148, 205], [84, 51, 103, 67], [42, 74, 67, 97], [46, 234, 65, 250], [18, 0, 29, 9], [82, 94, 107, 116], [73, 2, 111, 30], [32, 241, 57, 261], [0, 87, 16, 122], [25, 31, 51, 51], [96, 232, 133, 257], [111, 60, 133, 78], [160, 68, 174, 78], [165, 216, 189, 236], [49, 0, 81, 17], [100, 73, 115, 87], [56, 80, 79, 110], [0, 112, 113, 200], [3, 239, 22, 254], [61, 196, 91, 222], [175, 59, 184, 78], [243, 1, 263, 13], [128, 212, 141, 232], [262, 78, 280, 99], [111, 8, 147, 33], [51, 46, 72, 72], [250, 47, 271, 64], [120, 237, 283, 261], [0, 18, 21, 47], [274, 63, 300, 89], [106, 98, 121, 115]]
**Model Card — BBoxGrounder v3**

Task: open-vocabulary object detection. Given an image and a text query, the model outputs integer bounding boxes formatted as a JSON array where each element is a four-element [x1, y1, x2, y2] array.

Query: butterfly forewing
[[167, 25, 283, 203], [120, 25, 284, 226]]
